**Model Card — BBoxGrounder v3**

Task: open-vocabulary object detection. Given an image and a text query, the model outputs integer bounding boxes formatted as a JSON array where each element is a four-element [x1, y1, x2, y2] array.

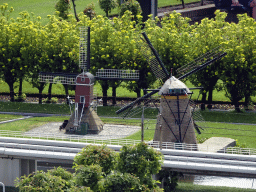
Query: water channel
[[181, 175, 256, 189]]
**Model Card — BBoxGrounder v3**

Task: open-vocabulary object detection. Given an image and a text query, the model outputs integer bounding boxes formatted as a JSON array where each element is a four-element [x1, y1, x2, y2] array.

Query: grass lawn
[[174, 182, 255, 192], [0, 101, 70, 114], [0, 116, 67, 132], [0, 114, 23, 122], [0, 0, 201, 25], [1, 103, 256, 148]]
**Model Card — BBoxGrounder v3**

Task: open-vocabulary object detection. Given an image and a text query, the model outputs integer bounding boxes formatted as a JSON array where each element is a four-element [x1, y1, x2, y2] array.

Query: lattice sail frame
[[79, 27, 88, 71], [39, 73, 77, 85], [137, 36, 168, 82], [96, 69, 139, 80], [176, 46, 223, 78]]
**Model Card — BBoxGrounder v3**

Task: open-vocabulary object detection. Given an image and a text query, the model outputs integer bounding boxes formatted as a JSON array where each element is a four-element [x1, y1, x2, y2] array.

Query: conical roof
[[158, 76, 190, 95]]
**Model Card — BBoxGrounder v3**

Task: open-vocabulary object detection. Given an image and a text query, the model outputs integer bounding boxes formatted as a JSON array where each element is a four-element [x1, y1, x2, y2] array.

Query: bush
[[119, 0, 142, 21], [73, 145, 118, 175], [74, 164, 103, 191], [42, 97, 59, 104], [15, 168, 73, 192], [98, 172, 150, 192], [83, 3, 96, 19], [117, 142, 163, 188], [14, 93, 26, 102], [55, 0, 71, 20], [98, 0, 117, 17]]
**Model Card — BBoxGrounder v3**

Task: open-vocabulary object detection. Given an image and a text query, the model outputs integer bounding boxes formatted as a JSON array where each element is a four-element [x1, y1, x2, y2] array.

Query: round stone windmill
[[116, 32, 227, 145], [39, 27, 139, 134]]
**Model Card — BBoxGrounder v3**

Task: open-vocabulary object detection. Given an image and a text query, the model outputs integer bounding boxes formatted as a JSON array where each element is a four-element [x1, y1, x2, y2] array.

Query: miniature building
[[154, 76, 197, 147], [75, 72, 95, 108]]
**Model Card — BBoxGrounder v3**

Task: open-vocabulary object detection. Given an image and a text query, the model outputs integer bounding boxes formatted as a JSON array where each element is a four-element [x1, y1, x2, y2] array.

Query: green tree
[[119, 0, 142, 22], [220, 14, 256, 111], [74, 164, 103, 191], [0, 4, 29, 102], [73, 145, 118, 175], [189, 11, 228, 109], [16, 167, 74, 192], [55, 0, 71, 20], [117, 142, 163, 189], [99, 0, 117, 17], [98, 172, 151, 192]]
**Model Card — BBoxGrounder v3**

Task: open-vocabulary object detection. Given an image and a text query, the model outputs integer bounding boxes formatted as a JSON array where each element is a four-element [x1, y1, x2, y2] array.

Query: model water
[[181, 174, 256, 189]]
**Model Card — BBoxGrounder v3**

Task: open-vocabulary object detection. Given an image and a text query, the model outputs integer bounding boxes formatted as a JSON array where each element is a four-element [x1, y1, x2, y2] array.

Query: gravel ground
[[24, 123, 141, 140]]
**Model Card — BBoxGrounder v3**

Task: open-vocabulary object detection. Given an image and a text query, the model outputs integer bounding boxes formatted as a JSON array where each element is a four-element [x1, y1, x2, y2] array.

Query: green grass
[[1, 103, 256, 148], [0, 0, 201, 24], [0, 114, 23, 122], [174, 182, 255, 192], [196, 121, 256, 148], [0, 101, 70, 114], [0, 116, 67, 132]]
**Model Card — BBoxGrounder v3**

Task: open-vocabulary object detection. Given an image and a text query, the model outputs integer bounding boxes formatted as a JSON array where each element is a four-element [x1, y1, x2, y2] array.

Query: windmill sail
[[116, 33, 227, 115]]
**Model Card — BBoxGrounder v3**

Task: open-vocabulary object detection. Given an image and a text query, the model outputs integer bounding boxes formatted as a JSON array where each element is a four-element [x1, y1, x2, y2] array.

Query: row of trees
[[1, 3, 256, 111], [16, 143, 169, 191]]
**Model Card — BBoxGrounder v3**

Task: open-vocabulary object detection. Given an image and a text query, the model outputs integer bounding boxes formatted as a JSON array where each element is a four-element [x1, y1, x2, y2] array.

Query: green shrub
[[98, 0, 117, 17], [73, 145, 118, 175], [117, 142, 163, 188], [15, 168, 73, 192], [119, 0, 142, 21], [74, 164, 103, 191], [55, 0, 71, 20], [98, 172, 151, 192], [83, 3, 97, 19]]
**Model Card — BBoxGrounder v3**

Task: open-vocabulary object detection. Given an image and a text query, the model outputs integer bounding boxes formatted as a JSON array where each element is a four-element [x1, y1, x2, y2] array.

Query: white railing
[[0, 130, 256, 155]]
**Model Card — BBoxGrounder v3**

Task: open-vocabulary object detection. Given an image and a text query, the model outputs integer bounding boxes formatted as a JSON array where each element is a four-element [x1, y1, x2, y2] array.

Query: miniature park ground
[[0, 0, 256, 191]]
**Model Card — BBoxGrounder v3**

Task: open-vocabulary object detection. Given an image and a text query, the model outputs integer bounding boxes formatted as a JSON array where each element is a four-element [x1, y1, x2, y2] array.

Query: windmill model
[[116, 32, 227, 146], [39, 27, 139, 134]]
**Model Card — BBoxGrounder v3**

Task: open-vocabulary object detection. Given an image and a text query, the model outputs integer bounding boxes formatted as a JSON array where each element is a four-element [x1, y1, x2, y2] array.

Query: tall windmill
[[116, 32, 226, 145], [40, 27, 139, 134]]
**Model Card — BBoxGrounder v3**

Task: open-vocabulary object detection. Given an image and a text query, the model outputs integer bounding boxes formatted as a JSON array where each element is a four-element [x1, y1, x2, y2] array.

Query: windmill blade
[[39, 72, 77, 85], [79, 27, 89, 71], [116, 88, 160, 114], [176, 47, 227, 80], [95, 69, 139, 81], [139, 32, 169, 81], [120, 97, 159, 118]]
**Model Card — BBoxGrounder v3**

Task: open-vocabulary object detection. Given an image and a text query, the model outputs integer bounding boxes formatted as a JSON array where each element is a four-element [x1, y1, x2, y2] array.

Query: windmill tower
[[116, 32, 226, 146], [40, 27, 139, 134]]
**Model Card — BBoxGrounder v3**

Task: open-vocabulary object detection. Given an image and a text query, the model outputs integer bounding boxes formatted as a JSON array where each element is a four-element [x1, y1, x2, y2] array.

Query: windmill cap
[[158, 76, 191, 95]]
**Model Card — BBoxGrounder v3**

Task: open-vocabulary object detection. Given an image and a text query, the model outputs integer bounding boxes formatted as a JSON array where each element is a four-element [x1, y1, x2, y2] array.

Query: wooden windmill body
[[116, 32, 227, 145], [154, 76, 197, 145], [40, 27, 139, 134]]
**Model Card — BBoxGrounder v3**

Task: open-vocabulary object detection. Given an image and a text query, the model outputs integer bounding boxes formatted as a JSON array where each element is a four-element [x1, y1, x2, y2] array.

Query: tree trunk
[[201, 91, 207, 110], [112, 85, 117, 106], [8, 83, 15, 102], [244, 93, 251, 111], [47, 83, 52, 102], [181, 0, 185, 8], [101, 81, 109, 106], [38, 83, 45, 104], [63, 84, 69, 104], [235, 102, 240, 112], [71, 0, 80, 22], [135, 87, 141, 98], [18, 77, 23, 101], [207, 88, 213, 109]]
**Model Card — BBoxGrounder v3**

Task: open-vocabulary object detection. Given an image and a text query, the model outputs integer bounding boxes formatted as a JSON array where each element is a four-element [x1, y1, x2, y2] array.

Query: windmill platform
[[65, 107, 103, 134]]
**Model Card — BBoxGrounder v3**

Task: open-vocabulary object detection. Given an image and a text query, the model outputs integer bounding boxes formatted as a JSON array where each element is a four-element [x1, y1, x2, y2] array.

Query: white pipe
[[0, 182, 5, 192], [157, 148, 256, 162], [163, 160, 256, 175]]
